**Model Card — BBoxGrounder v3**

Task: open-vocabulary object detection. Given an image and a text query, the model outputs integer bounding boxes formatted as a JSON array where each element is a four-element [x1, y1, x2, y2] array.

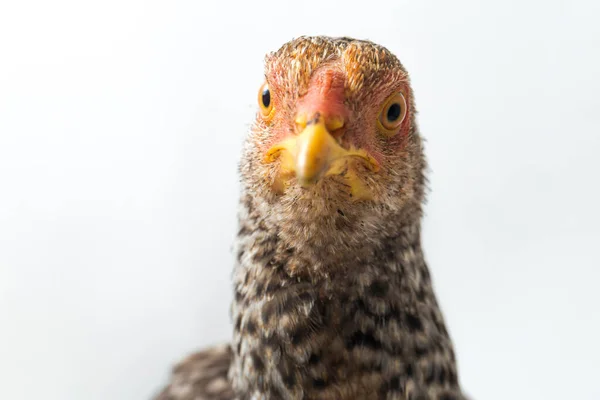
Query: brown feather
[[155, 36, 467, 400], [155, 344, 235, 400]]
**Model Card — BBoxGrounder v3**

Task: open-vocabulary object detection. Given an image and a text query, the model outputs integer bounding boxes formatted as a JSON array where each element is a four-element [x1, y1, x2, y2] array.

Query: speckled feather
[[156, 36, 466, 400]]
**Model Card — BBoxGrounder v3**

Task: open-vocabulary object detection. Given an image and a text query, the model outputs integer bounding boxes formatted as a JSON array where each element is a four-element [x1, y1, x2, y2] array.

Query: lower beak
[[265, 116, 378, 187]]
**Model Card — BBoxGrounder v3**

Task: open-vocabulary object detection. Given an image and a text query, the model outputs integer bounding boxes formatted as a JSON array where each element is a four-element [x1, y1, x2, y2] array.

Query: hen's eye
[[261, 87, 270, 108], [387, 103, 401, 122], [258, 82, 273, 119], [378, 92, 407, 135]]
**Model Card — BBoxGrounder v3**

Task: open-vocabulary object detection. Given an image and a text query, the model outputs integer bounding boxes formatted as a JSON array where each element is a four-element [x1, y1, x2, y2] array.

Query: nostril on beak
[[295, 113, 345, 136]]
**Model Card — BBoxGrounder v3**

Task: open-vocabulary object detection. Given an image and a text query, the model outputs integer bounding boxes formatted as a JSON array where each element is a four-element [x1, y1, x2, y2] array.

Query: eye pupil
[[262, 88, 271, 108], [387, 103, 401, 122]]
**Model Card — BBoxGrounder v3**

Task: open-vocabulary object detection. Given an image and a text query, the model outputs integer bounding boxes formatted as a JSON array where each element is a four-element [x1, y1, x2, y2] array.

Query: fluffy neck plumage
[[227, 188, 459, 399]]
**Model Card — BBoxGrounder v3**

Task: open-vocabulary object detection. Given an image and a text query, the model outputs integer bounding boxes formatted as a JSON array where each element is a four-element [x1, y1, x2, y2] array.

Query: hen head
[[240, 37, 426, 262]]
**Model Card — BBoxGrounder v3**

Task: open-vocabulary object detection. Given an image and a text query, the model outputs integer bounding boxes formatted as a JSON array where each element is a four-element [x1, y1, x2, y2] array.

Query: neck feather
[[228, 191, 457, 399]]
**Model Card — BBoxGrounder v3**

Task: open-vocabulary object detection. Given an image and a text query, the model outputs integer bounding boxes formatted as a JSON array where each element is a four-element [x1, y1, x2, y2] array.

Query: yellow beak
[[264, 116, 379, 187]]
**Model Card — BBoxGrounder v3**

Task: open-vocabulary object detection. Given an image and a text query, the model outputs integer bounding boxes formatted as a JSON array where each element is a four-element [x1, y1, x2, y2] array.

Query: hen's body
[[157, 37, 465, 400]]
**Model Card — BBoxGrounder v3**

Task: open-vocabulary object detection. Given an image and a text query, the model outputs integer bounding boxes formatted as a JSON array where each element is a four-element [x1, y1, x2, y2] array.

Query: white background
[[1, 1, 599, 399]]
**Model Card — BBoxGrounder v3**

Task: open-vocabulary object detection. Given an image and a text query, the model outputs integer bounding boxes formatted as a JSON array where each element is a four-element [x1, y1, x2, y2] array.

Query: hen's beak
[[265, 114, 379, 187]]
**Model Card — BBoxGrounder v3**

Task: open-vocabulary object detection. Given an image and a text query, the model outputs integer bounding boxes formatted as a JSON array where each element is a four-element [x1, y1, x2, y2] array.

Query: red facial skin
[[296, 68, 348, 125], [258, 63, 413, 172]]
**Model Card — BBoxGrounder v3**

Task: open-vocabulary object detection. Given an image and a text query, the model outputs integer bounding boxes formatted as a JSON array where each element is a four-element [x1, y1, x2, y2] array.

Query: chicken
[[155, 36, 466, 400]]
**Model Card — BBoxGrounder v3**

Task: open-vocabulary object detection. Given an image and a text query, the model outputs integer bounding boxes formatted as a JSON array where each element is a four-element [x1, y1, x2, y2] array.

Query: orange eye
[[258, 82, 274, 119], [378, 92, 407, 135]]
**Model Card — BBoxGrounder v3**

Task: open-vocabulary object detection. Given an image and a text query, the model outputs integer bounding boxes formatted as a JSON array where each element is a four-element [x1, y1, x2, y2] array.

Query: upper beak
[[265, 114, 379, 187]]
